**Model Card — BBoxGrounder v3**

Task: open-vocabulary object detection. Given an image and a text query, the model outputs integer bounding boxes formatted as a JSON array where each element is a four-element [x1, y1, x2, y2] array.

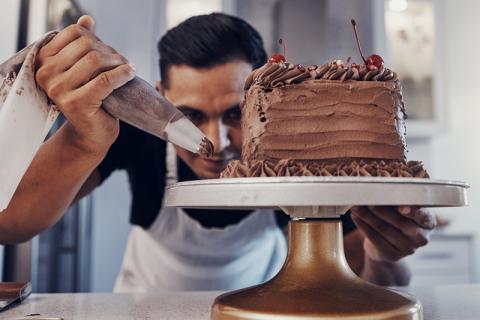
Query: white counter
[[3, 285, 480, 320]]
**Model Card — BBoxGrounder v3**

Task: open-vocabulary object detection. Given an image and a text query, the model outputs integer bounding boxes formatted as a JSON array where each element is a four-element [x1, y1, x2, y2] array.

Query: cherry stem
[[351, 19, 367, 65], [279, 38, 287, 59]]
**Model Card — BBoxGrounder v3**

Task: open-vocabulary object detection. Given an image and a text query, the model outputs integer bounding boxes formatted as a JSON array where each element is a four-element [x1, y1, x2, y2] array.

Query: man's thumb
[[77, 15, 95, 32]]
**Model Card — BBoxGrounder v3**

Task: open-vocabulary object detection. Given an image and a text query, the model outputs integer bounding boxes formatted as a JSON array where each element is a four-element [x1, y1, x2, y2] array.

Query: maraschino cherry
[[366, 54, 384, 69], [350, 19, 384, 70], [268, 38, 287, 63], [268, 54, 286, 63]]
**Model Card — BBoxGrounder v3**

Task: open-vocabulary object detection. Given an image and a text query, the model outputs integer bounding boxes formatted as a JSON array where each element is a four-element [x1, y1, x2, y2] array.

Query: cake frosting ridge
[[244, 60, 398, 90], [222, 159, 428, 178]]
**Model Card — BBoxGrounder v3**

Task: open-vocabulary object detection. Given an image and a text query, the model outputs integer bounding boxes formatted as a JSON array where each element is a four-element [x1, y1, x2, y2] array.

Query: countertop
[[2, 284, 480, 319]]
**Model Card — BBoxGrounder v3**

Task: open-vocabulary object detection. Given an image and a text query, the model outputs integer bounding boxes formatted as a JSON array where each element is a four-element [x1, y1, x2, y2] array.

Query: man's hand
[[350, 206, 436, 263], [36, 15, 135, 156], [0, 16, 135, 244]]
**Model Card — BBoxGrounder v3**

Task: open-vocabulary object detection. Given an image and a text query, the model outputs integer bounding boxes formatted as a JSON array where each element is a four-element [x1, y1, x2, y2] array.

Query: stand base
[[211, 220, 422, 320]]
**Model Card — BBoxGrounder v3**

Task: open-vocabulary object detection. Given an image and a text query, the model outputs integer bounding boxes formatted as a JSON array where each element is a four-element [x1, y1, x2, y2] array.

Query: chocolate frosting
[[221, 159, 429, 178], [242, 80, 406, 162], [245, 60, 398, 90]]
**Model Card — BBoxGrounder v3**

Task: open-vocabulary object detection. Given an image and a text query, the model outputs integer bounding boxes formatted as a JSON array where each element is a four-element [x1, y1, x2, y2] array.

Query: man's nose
[[204, 120, 231, 154]]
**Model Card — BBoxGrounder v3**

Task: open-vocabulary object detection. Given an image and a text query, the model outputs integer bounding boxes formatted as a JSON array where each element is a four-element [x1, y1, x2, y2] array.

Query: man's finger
[[351, 214, 403, 262], [40, 24, 87, 59], [367, 206, 430, 243], [397, 206, 436, 230], [63, 51, 129, 91], [40, 18, 101, 60], [368, 206, 416, 231], [77, 15, 95, 32], [352, 207, 417, 256], [44, 35, 117, 76], [398, 205, 414, 216], [75, 63, 136, 106]]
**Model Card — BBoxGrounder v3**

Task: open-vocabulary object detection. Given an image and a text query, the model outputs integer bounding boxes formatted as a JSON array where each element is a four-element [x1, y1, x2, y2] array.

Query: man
[[0, 13, 435, 291]]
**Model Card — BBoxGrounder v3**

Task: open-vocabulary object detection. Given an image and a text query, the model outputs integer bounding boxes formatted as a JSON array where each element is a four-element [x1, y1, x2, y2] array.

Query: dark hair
[[158, 13, 267, 88]]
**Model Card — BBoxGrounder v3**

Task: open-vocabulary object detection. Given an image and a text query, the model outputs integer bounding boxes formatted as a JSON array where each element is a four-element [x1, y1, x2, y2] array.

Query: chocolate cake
[[221, 21, 428, 179]]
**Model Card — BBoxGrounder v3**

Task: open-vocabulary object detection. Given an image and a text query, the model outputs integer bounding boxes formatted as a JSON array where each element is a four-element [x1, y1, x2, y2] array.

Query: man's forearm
[[345, 229, 411, 286], [360, 257, 411, 286], [0, 123, 105, 244]]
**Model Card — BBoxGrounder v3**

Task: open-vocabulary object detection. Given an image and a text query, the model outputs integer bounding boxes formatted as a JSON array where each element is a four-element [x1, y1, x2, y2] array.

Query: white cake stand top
[[165, 177, 468, 217]]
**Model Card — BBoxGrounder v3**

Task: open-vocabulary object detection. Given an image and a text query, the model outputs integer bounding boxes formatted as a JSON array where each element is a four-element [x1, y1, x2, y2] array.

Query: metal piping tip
[[198, 137, 214, 158]]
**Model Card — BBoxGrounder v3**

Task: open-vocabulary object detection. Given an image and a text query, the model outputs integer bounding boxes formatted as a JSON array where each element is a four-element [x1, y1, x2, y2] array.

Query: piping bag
[[0, 32, 213, 211]]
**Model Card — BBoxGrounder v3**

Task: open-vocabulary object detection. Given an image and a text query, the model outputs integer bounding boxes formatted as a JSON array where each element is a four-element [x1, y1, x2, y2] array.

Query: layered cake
[[221, 21, 428, 178]]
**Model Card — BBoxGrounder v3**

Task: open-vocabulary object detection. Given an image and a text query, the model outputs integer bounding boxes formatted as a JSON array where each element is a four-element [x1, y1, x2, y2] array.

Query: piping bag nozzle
[[102, 76, 213, 158], [164, 116, 214, 158]]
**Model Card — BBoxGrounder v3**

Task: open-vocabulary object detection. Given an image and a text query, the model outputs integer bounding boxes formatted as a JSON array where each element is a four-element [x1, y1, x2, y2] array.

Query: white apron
[[113, 144, 287, 292]]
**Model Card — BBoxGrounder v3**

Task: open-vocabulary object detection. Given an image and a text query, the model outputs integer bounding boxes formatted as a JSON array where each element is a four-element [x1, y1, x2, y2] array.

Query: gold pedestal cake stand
[[165, 177, 468, 320]]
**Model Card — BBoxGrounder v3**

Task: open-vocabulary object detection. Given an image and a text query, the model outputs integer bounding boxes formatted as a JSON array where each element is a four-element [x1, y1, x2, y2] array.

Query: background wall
[[428, 0, 480, 279], [0, 2, 21, 61], [236, 0, 375, 68], [429, 0, 480, 230]]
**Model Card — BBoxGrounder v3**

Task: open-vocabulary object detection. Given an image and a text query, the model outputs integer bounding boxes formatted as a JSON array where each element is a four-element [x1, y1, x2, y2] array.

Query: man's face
[[159, 60, 252, 179]]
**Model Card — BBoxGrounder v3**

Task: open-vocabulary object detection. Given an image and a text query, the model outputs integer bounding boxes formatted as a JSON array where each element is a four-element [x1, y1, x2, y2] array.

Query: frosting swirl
[[245, 60, 398, 90], [221, 159, 429, 178]]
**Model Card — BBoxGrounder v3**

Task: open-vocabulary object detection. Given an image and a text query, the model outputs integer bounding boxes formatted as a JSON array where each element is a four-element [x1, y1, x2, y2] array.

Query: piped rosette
[[221, 159, 429, 178], [245, 60, 399, 90]]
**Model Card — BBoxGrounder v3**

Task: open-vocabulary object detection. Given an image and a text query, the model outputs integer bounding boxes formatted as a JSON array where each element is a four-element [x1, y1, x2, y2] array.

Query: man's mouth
[[205, 157, 226, 163], [199, 148, 240, 173], [202, 157, 228, 172]]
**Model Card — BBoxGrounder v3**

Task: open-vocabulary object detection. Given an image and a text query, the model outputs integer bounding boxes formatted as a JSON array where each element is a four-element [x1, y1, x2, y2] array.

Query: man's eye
[[223, 107, 242, 122], [182, 110, 205, 124]]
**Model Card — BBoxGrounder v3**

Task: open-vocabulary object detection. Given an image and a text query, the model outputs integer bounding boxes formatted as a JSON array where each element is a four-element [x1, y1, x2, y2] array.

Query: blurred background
[[0, 0, 478, 292]]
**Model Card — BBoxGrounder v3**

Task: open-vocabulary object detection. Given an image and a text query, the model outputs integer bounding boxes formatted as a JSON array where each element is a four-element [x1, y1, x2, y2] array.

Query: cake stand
[[165, 177, 468, 320]]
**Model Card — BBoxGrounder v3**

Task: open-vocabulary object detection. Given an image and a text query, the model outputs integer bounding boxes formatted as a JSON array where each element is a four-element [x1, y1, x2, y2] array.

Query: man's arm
[[75, 168, 102, 202], [0, 16, 134, 244], [345, 206, 435, 286], [0, 124, 103, 244], [344, 228, 411, 286]]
